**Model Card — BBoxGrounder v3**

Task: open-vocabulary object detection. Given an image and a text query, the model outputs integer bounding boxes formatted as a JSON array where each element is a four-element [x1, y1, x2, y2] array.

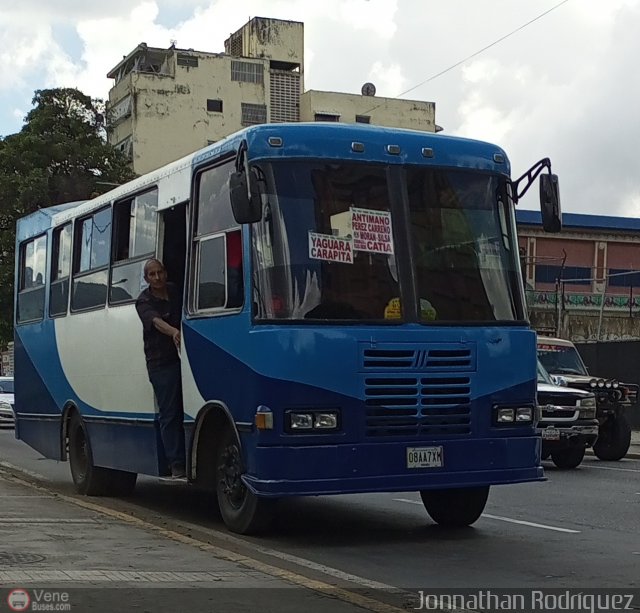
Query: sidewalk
[[0, 467, 393, 613]]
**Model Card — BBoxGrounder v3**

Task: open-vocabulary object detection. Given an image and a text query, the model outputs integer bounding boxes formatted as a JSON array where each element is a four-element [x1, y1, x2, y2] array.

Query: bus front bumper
[[243, 435, 544, 497]]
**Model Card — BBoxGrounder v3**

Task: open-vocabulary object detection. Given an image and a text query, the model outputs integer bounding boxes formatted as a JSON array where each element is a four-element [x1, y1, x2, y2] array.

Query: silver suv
[[0, 376, 15, 428]]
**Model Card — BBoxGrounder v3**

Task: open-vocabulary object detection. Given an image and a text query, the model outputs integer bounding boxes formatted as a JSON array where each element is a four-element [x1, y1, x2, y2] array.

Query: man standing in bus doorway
[[135, 258, 187, 479]]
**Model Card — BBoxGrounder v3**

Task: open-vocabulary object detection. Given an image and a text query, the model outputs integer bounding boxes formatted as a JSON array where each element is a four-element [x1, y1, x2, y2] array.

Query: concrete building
[[516, 209, 640, 341], [106, 16, 437, 174], [299, 88, 436, 132]]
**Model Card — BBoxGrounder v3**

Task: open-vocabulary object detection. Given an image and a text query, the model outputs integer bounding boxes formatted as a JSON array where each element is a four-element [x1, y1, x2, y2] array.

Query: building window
[[535, 265, 591, 285], [608, 268, 640, 288], [231, 60, 264, 84], [314, 112, 340, 122], [355, 114, 371, 124], [206, 99, 223, 113], [115, 136, 132, 160], [177, 54, 198, 68], [241, 103, 267, 126]]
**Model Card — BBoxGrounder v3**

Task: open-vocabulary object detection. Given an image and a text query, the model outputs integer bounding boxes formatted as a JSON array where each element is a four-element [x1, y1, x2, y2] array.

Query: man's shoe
[[171, 465, 187, 479]]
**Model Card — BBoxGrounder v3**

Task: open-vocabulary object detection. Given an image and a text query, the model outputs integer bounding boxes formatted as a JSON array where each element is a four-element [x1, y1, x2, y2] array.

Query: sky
[[1, 0, 639, 217]]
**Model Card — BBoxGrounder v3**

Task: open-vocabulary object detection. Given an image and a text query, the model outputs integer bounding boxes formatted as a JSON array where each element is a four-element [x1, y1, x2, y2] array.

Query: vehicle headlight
[[577, 396, 597, 419], [597, 379, 606, 388], [286, 410, 340, 433], [515, 407, 534, 423], [493, 406, 534, 425], [496, 407, 514, 423]]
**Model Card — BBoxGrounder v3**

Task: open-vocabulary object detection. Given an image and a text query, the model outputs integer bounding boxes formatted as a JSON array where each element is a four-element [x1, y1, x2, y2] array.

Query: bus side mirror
[[540, 173, 562, 233], [229, 169, 262, 224]]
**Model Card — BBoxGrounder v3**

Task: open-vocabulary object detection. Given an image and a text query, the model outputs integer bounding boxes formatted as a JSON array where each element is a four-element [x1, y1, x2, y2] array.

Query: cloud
[[2, 0, 640, 218]]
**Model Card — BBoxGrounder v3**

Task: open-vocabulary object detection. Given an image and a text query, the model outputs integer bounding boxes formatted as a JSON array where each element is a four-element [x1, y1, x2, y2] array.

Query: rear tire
[[551, 446, 585, 469], [68, 413, 137, 496], [215, 426, 275, 534], [420, 486, 489, 527], [593, 414, 631, 461]]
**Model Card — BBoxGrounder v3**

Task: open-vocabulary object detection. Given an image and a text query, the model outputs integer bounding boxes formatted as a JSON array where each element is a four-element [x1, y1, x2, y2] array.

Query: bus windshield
[[251, 161, 521, 322]]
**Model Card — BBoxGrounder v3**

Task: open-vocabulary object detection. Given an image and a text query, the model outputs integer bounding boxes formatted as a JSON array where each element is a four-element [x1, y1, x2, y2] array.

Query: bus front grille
[[362, 346, 474, 372], [364, 376, 472, 437]]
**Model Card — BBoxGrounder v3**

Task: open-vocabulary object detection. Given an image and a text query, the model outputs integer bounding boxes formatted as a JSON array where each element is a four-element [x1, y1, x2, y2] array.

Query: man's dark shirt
[[135, 282, 182, 373]]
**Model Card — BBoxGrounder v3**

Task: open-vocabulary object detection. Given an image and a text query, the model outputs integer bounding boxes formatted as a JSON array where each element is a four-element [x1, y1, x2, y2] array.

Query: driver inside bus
[[135, 258, 186, 480]]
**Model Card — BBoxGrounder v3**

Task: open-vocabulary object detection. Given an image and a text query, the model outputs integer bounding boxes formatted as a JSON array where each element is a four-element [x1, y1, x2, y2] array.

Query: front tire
[[593, 414, 631, 461], [215, 426, 274, 534], [68, 413, 137, 496], [420, 486, 489, 527], [551, 446, 585, 469]]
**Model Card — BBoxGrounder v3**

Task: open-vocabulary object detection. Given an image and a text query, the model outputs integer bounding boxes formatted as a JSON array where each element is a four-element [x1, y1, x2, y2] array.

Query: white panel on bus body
[[181, 344, 205, 420], [157, 163, 192, 212], [55, 306, 155, 414]]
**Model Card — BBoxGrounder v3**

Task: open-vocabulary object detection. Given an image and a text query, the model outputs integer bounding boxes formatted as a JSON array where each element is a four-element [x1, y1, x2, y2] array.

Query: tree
[[0, 88, 136, 346]]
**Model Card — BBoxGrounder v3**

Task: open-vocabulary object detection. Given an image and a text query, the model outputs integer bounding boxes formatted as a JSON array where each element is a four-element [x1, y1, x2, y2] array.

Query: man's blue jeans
[[149, 362, 185, 471]]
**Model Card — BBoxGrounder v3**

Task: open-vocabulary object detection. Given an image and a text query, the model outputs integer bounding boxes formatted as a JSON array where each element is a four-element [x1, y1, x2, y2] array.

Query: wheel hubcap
[[219, 444, 246, 509], [72, 426, 88, 480]]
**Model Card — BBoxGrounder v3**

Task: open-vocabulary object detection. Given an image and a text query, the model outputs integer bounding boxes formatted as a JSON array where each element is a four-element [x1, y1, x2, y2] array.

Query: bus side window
[[71, 207, 111, 312], [192, 162, 243, 313], [226, 230, 243, 308], [50, 224, 72, 317], [17, 235, 47, 323], [111, 190, 158, 304]]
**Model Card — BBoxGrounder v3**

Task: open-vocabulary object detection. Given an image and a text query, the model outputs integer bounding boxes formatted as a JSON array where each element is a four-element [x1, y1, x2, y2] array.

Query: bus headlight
[[515, 407, 534, 423], [494, 406, 534, 425], [496, 408, 515, 423], [289, 413, 314, 430], [286, 410, 340, 433]]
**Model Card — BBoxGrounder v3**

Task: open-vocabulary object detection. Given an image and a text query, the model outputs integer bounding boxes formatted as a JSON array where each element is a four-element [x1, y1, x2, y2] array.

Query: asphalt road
[[1, 428, 638, 594]]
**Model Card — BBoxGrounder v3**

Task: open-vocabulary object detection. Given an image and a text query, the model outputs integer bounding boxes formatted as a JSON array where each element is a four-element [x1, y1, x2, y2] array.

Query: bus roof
[[16, 122, 510, 242]]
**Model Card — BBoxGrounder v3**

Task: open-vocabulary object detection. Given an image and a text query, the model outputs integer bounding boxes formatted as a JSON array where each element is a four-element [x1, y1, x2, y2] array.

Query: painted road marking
[[583, 464, 640, 474], [480, 514, 580, 533], [393, 498, 581, 533]]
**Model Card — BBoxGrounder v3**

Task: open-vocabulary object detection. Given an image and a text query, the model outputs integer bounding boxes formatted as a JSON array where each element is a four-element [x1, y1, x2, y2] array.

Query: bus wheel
[[215, 426, 274, 535], [68, 413, 137, 496], [550, 446, 585, 469], [593, 414, 631, 461], [420, 486, 489, 527]]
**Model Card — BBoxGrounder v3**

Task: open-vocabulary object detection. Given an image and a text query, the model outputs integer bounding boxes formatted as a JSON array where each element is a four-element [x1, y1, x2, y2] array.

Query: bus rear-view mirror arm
[[230, 139, 262, 225], [511, 157, 562, 233]]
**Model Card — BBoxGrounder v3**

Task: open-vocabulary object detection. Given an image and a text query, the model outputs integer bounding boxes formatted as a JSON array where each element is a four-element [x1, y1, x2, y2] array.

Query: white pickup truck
[[538, 337, 637, 461], [537, 360, 598, 469]]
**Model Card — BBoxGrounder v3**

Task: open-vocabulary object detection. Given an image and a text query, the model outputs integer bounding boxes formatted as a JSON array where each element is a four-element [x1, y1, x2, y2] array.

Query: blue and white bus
[[14, 122, 561, 534]]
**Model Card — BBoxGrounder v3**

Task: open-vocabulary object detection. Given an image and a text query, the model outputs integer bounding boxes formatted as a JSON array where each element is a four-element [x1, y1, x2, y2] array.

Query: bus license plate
[[407, 446, 443, 468], [542, 428, 560, 441]]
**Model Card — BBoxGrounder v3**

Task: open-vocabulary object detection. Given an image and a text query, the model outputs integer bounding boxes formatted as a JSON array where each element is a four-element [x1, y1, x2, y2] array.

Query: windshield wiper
[[554, 367, 585, 375]]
